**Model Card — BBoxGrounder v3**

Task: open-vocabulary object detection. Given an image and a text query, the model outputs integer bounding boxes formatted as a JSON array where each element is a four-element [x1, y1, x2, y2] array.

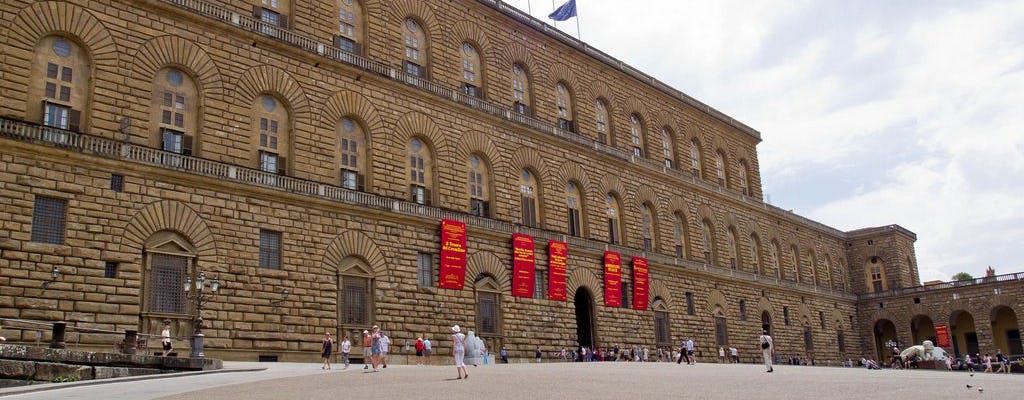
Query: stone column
[[123, 330, 138, 355]]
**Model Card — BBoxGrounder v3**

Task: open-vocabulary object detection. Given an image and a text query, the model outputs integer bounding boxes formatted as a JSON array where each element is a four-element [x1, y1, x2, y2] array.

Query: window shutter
[[482, 201, 490, 217], [356, 173, 365, 192], [252, 5, 262, 18], [424, 188, 432, 206], [277, 155, 287, 175], [68, 109, 82, 132], [182, 134, 194, 156], [278, 14, 289, 29], [409, 184, 417, 202]]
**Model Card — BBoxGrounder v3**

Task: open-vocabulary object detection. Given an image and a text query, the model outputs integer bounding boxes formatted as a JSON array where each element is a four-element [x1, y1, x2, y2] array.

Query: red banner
[[603, 251, 622, 307], [632, 257, 649, 310], [548, 241, 568, 301], [438, 219, 467, 289], [934, 324, 951, 348], [511, 233, 536, 298]]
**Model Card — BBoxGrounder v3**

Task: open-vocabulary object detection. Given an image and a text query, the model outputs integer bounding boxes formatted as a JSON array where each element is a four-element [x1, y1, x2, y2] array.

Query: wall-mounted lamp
[[41, 267, 61, 289], [271, 289, 290, 308]]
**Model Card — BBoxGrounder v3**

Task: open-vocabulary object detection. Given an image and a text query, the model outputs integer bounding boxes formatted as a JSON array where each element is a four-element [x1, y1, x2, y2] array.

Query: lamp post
[[184, 271, 220, 358]]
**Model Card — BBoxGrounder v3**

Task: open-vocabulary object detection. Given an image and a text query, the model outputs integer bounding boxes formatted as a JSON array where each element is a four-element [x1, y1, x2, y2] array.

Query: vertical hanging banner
[[632, 257, 649, 311], [548, 240, 568, 301], [603, 251, 622, 307], [438, 219, 467, 289], [934, 324, 951, 348], [511, 233, 536, 298]]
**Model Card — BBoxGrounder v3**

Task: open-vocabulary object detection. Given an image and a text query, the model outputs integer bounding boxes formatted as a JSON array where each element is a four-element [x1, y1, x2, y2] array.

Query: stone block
[[0, 360, 35, 379], [32, 362, 94, 382]]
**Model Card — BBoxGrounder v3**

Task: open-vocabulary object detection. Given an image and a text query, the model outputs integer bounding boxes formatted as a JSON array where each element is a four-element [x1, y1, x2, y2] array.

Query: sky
[[504, 0, 1024, 283]]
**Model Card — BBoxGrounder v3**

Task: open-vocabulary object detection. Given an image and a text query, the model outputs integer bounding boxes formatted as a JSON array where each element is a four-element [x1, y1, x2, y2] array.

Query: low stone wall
[[0, 344, 221, 387]]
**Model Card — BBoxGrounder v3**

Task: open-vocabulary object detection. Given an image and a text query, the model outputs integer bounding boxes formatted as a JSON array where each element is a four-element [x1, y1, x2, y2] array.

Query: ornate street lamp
[[184, 271, 221, 358]]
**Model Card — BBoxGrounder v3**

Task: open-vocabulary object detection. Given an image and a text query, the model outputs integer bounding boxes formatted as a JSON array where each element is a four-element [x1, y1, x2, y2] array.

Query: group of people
[[955, 351, 1013, 373], [318, 325, 398, 371]]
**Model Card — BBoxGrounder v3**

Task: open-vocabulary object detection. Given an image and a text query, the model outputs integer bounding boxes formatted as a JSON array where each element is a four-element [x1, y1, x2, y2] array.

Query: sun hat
[[452, 325, 461, 333]]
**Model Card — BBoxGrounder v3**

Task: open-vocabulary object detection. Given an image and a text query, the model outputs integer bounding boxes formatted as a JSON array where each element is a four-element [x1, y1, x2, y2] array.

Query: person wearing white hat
[[451, 325, 468, 379]]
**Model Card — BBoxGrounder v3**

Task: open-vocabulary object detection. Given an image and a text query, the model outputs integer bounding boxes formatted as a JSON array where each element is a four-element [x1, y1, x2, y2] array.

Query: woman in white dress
[[451, 325, 468, 379]]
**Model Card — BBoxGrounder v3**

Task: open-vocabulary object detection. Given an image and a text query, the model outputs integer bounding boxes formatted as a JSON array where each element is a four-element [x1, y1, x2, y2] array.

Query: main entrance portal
[[575, 288, 596, 350]]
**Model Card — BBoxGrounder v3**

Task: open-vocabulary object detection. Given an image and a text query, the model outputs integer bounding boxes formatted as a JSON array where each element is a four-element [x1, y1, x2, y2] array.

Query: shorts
[[687, 350, 694, 356], [163, 342, 172, 351], [424, 349, 432, 356], [416, 350, 424, 356]]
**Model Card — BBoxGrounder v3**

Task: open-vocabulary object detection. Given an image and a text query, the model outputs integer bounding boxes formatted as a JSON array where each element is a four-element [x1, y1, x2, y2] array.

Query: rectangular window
[[715, 317, 728, 346], [819, 311, 826, 329], [147, 253, 187, 314], [534, 270, 546, 299], [477, 292, 499, 335], [104, 261, 118, 278], [417, 252, 433, 287], [161, 128, 184, 153], [837, 331, 846, 353], [341, 169, 360, 191], [567, 209, 581, 237], [804, 327, 814, 351], [783, 306, 791, 325], [462, 83, 480, 98], [643, 238, 652, 251], [622, 282, 631, 309], [470, 199, 489, 217], [739, 300, 747, 321], [43, 101, 70, 130], [521, 197, 537, 227], [259, 150, 279, 174], [110, 174, 124, 192], [654, 311, 670, 345], [557, 118, 575, 132], [31, 196, 67, 244], [685, 292, 694, 315], [410, 184, 429, 205], [343, 276, 369, 325], [259, 230, 282, 270], [403, 61, 423, 78], [334, 35, 357, 54], [675, 245, 683, 258]]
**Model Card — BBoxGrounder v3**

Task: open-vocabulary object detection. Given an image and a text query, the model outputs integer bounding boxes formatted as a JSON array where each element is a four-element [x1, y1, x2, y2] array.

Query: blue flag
[[549, 0, 577, 21]]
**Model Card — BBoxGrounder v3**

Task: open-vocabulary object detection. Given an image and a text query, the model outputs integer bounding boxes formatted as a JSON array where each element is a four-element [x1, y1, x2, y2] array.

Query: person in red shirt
[[415, 336, 425, 366]]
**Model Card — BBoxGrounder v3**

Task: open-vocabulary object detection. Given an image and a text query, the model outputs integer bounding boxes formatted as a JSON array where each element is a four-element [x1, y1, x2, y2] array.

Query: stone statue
[[464, 330, 485, 366], [899, 340, 937, 363]]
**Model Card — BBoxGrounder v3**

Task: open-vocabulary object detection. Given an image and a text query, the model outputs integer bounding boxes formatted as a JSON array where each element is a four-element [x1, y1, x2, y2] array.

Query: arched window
[[701, 220, 715, 264], [468, 154, 491, 217], [689, 138, 702, 178], [789, 245, 800, 282], [152, 68, 199, 156], [653, 298, 671, 346], [595, 99, 610, 144], [769, 240, 782, 279], [673, 212, 688, 258], [254, 95, 289, 175], [511, 63, 531, 114], [403, 18, 427, 77], [606, 194, 622, 245], [339, 257, 374, 334], [339, 117, 366, 191], [641, 203, 654, 251], [727, 227, 739, 269], [335, 0, 363, 54], [475, 273, 502, 337], [409, 137, 433, 205], [738, 159, 750, 196], [824, 254, 834, 289], [30, 36, 91, 139], [715, 150, 727, 186], [555, 82, 575, 132], [566, 181, 583, 236], [749, 233, 762, 275], [520, 169, 539, 227], [629, 114, 644, 157], [808, 250, 819, 286], [661, 127, 675, 169], [460, 42, 482, 97]]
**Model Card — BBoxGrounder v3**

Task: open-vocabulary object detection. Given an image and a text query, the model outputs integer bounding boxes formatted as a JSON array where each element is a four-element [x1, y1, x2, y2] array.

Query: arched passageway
[[950, 310, 978, 358], [873, 319, 898, 362], [911, 314, 936, 345], [575, 288, 596, 350], [990, 306, 1020, 356]]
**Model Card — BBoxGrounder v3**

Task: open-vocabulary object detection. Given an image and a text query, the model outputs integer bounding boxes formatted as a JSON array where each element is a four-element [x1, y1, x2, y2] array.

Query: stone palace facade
[[0, 0, 1020, 363]]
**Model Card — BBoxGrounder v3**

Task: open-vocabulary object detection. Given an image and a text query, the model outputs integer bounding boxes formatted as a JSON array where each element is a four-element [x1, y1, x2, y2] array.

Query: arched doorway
[[575, 287, 596, 350], [761, 311, 772, 335], [950, 310, 978, 358], [910, 315, 936, 345], [873, 319, 898, 362], [991, 306, 1021, 356]]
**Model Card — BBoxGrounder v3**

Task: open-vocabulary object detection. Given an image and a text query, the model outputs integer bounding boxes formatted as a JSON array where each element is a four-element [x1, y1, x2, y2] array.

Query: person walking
[[370, 325, 382, 371], [452, 325, 468, 379], [423, 336, 432, 364], [321, 332, 334, 370], [535, 346, 542, 363], [340, 334, 351, 369], [677, 338, 686, 364], [759, 330, 774, 373], [685, 338, 695, 364], [362, 330, 372, 369], [160, 320, 173, 357], [719, 346, 726, 363], [380, 331, 391, 368], [995, 350, 1008, 373], [500, 347, 509, 363], [730, 346, 739, 363], [415, 336, 425, 366]]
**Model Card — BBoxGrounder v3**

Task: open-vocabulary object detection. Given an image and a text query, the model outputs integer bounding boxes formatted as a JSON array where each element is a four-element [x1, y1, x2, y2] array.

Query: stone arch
[[465, 251, 511, 292], [130, 35, 223, 100], [454, 130, 505, 176], [322, 90, 386, 135], [634, 185, 661, 250], [707, 289, 727, 317], [584, 80, 617, 108], [651, 108, 678, 132], [448, 19, 493, 61], [497, 42, 545, 106], [598, 174, 629, 202], [649, 280, 673, 308], [567, 268, 604, 306], [553, 162, 594, 235], [389, 0, 443, 65], [695, 204, 716, 225], [232, 65, 312, 127], [119, 200, 217, 261], [546, 62, 584, 94], [321, 230, 389, 279], [795, 303, 813, 326], [508, 146, 549, 186], [756, 296, 773, 317], [620, 97, 653, 127], [391, 110, 450, 159]]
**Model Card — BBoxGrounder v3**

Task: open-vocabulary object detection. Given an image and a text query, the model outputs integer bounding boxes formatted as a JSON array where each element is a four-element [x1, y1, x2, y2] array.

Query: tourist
[[362, 330, 371, 369], [995, 350, 1008, 373], [340, 335, 351, 369], [677, 338, 686, 364], [964, 354, 975, 371], [451, 325, 468, 379], [719, 346, 726, 363], [380, 331, 390, 368], [685, 338, 695, 364], [423, 336, 432, 364], [730, 346, 739, 363], [370, 325, 382, 371], [536, 346, 542, 363], [759, 330, 774, 373], [500, 346, 509, 363], [983, 353, 993, 372], [415, 336, 425, 366], [321, 332, 334, 370], [160, 320, 172, 357]]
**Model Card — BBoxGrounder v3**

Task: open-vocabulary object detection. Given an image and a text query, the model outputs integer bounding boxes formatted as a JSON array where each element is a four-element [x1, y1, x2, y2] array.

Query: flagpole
[[575, 1, 581, 40], [551, 0, 556, 28]]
